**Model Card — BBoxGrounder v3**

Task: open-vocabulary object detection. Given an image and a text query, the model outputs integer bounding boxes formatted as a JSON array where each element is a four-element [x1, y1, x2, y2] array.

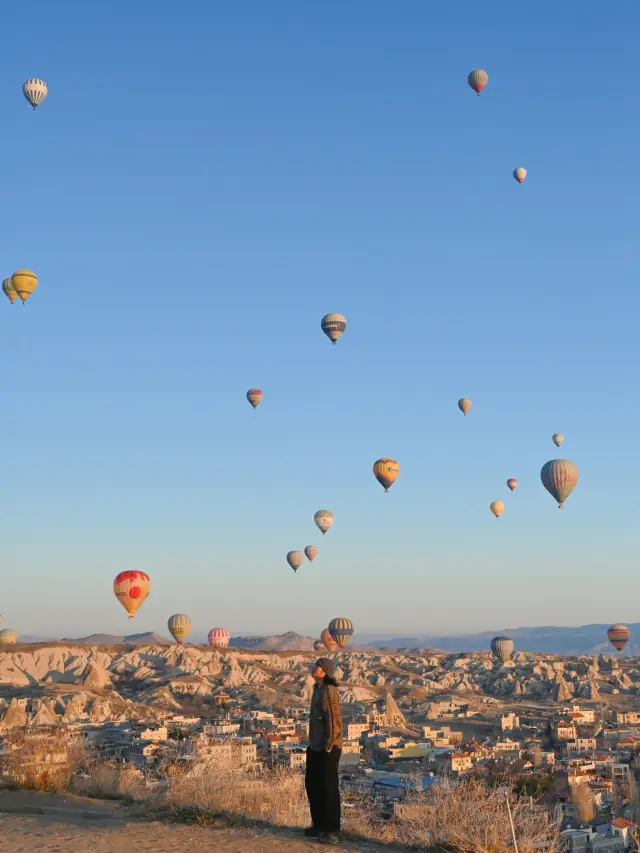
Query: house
[[500, 713, 520, 731], [567, 739, 597, 757], [555, 720, 578, 741], [596, 819, 637, 850]]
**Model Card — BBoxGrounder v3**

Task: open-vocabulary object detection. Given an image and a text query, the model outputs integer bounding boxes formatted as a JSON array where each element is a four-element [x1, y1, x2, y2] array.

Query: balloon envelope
[[552, 433, 564, 447], [305, 545, 318, 561], [287, 550, 305, 572], [321, 313, 347, 344], [168, 613, 192, 645], [23, 78, 47, 109], [246, 389, 263, 408], [468, 69, 488, 95], [607, 624, 630, 653], [11, 269, 38, 304], [373, 458, 400, 492], [328, 617, 354, 649], [506, 479, 518, 492], [208, 627, 230, 648], [113, 571, 151, 619], [540, 459, 579, 508], [314, 511, 334, 535], [513, 167, 527, 184], [458, 398, 472, 415], [2, 277, 17, 303], [491, 635, 514, 664], [321, 627, 337, 652], [0, 629, 17, 645], [489, 500, 504, 518], [314, 640, 324, 652]]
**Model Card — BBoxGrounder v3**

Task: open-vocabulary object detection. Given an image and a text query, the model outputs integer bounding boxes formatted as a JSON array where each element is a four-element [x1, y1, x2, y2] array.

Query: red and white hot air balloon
[[467, 69, 488, 96], [506, 478, 518, 492], [246, 389, 263, 409], [113, 571, 151, 619], [208, 627, 230, 648]]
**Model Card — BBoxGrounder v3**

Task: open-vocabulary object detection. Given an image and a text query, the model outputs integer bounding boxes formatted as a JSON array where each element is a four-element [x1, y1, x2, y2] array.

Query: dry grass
[[2, 728, 83, 791], [70, 761, 147, 801]]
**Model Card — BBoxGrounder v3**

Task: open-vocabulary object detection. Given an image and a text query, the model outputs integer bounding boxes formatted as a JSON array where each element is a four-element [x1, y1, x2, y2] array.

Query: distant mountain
[[367, 623, 640, 656], [229, 631, 315, 651], [63, 631, 172, 646]]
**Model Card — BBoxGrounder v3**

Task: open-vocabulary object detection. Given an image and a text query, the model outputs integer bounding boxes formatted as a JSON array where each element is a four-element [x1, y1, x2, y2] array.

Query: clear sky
[[2, 0, 639, 641]]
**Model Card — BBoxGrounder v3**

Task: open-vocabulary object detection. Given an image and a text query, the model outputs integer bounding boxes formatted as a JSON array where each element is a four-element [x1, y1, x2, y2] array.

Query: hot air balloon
[[328, 617, 354, 649], [11, 270, 38, 304], [607, 624, 630, 653], [22, 78, 47, 110], [513, 168, 527, 184], [168, 613, 192, 645], [489, 500, 504, 518], [208, 627, 230, 648], [506, 479, 518, 492], [373, 458, 400, 492], [468, 69, 488, 96], [2, 278, 17, 304], [305, 545, 318, 561], [113, 570, 151, 619], [314, 640, 324, 652], [321, 627, 337, 653], [314, 511, 334, 535], [0, 629, 17, 645], [321, 313, 347, 344], [287, 550, 305, 573], [552, 433, 564, 447], [246, 389, 263, 409], [491, 636, 514, 664], [458, 398, 472, 416], [540, 459, 579, 508]]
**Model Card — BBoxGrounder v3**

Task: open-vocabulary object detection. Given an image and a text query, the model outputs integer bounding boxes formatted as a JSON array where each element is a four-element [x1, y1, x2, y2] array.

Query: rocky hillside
[[0, 644, 636, 728]]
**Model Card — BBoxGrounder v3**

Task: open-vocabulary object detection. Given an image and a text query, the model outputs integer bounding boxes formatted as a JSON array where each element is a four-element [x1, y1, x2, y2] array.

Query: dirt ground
[[0, 791, 380, 852]]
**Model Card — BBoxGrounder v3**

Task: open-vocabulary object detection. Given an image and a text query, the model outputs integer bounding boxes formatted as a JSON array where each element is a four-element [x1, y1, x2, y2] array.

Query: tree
[[571, 783, 596, 827]]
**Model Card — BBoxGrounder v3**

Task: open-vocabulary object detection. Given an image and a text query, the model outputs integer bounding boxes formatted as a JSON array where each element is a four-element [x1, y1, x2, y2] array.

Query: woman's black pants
[[305, 746, 342, 832]]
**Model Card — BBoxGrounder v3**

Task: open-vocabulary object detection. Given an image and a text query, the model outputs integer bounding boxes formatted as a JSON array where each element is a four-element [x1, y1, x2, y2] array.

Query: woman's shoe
[[319, 832, 340, 845]]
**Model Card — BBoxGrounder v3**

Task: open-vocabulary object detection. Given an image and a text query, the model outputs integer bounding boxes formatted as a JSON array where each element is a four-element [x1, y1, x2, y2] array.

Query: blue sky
[[2, 1, 638, 641]]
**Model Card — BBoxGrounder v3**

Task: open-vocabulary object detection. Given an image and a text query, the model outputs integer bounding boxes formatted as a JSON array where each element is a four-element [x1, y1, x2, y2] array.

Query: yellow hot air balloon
[[373, 458, 400, 492], [0, 629, 17, 645], [2, 277, 17, 304], [168, 613, 192, 645], [11, 270, 38, 304], [458, 398, 472, 416], [489, 500, 504, 519]]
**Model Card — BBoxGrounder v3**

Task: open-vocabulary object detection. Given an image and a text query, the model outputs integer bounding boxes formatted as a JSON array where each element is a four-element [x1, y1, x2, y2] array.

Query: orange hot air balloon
[[247, 389, 263, 409], [113, 570, 151, 619], [373, 458, 400, 492], [321, 627, 337, 652]]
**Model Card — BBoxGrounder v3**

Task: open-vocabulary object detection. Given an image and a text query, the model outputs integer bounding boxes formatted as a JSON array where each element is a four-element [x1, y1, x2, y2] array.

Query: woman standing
[[304, 657, 343, 845]]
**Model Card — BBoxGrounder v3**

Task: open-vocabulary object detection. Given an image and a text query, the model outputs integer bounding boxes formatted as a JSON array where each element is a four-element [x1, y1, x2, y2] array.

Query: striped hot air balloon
[[373, 458, 400, 492], [321, 627, 337, 653], [23, 78, 48, 110], [328, 617, 354, 649], [468, 69, 488, 95], [313, 511, 334, 535], [540, 459, 579, 508], [506, 479, 518, 492], [208, 627, 230, 648], [607, 624, 630, 653], [321, 313, 347, 344], [305, 545, 318, 561], [168, 613, 192, 645], [314, 640, 324, 652], [490, 635, 514, 664], [0, 629, 17, 645], [2, 277, 17, 304], [246, 389, 263, 408], [113, 570, 151, 619]]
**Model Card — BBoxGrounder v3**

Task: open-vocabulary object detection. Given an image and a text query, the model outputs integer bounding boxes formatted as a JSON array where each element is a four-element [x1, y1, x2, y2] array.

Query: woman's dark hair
[[323, 674, 339, 688]]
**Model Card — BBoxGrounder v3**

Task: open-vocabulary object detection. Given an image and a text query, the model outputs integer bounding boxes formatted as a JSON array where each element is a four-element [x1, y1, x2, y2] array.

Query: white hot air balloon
[[513, 168, 527, 184], [314, 510, 334, 535], [552, 433, 564, 447], [23, 78, 48, 110]]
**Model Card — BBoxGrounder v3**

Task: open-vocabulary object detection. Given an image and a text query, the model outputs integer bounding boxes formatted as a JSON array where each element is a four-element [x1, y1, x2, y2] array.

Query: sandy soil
[[0, 791, 379, 852]]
